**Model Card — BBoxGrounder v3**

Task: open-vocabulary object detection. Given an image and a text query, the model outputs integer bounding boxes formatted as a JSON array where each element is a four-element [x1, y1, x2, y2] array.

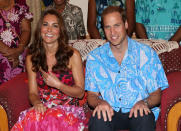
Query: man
[[87, 0, 135, 39], [50, 0, 86, 40], [135, 0, 181, 45], [85, 6, 168, 131]]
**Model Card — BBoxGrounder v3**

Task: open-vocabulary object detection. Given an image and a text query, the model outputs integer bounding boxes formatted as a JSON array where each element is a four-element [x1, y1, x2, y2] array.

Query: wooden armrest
[[167, 102, 181, 131], [0, 105, 8, 131]]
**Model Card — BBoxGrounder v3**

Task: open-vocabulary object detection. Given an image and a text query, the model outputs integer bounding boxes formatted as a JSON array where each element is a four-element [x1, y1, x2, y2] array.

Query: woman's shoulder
[[71, 48, 82, 60], [26, 54, 32, 58], [68, 48, 82, 67], [26, 54, 32, 63]]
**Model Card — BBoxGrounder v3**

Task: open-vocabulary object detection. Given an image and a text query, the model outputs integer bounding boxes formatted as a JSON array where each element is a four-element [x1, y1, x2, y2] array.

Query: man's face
[[103, 12, 128, 46], [53, 0, 66, 6]]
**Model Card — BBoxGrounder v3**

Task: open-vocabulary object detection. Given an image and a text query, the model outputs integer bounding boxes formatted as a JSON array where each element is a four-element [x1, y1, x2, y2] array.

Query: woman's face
[[0, 0, 11, 9], [41, 14, 60, 45]]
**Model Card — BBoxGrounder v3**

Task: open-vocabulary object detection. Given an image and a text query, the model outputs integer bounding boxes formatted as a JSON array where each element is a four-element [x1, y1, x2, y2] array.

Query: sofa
[[0, 39, 181, 131]]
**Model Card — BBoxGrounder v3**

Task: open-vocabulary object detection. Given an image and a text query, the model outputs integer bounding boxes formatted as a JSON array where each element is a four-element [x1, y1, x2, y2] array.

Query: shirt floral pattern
[[136, 0, 181, 43], [51, 3, 86, 40], [85, 37, 168, 120], [0, 3, 32, 84]]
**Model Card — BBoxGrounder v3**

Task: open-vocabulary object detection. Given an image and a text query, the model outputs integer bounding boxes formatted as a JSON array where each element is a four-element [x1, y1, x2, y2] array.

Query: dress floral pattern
[[0, 3, 32, 84], [11, 71, 87, 131]]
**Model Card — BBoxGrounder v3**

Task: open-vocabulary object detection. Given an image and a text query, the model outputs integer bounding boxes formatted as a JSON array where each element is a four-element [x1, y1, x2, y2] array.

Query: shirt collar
[[107, 36, 132, 58], [106, 36, 136, 65]]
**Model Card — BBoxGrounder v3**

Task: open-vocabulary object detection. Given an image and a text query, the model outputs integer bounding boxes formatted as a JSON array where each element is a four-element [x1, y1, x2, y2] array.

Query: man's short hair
[[101, 6, 127, 24]]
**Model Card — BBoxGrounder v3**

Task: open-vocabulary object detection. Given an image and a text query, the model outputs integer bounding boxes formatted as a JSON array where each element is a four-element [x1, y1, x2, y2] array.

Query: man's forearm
[[126, 0, 135, 37], [17, 18, 31, 53], [88, 26, 101, 39], [169, 26, 181, 43], [143, 88, 161, 108], [0, 41, 9, 53], [87, 93, 105, 108], [135, 23, 148, 39], [18, 30, 31, 53]]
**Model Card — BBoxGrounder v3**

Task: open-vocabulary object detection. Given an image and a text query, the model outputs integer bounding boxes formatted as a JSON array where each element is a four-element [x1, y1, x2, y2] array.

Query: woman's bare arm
[[87, 0, 101, 39], [41, 49, 85, 99]]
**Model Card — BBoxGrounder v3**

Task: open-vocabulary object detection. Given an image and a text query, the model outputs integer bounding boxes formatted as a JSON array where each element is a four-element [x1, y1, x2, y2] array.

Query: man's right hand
[[93, 100, 114, 122]]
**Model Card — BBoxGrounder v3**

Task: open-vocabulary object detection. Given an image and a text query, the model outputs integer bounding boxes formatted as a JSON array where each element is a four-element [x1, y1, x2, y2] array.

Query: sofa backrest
[[0, 72, 30, 129], [161, 71, 181, 131], [69, 39, 181, 74]]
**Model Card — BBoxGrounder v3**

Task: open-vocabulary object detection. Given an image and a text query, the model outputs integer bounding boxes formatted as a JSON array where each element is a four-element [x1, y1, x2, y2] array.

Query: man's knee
[[129, 112, 155, 131], [89, 113, 113, 131]]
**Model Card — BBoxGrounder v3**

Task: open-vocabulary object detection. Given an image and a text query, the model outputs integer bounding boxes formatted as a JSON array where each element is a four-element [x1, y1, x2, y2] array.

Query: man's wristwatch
[[143, 98, 149, 107]]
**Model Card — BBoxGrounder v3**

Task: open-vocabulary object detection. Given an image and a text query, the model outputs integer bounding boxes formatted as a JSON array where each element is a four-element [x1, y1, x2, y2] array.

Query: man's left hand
[[129, 100, 151, 118]]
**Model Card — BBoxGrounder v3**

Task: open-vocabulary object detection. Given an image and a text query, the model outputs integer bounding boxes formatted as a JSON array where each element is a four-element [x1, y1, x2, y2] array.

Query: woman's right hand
[[33, 103, 47, 113], [1, 46, 20, 68]]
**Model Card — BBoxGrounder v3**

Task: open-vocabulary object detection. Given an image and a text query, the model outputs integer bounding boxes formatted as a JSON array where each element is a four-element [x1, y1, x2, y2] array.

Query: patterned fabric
[[159, 48, 181, 74], [85, 37, 169, 120], [37, 71, 79, 106], [42, 0, 53, 7], [11, 71, 87, 131], [136, 0, 181, 43], [0, 4, 32, 85], [95, 0, 125, 39], [51, 3, 86, 40]]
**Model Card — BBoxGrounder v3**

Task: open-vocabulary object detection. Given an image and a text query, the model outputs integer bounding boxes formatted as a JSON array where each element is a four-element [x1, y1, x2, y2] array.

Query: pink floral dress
[[0, 3, 32, 84], [11, 71, 87, 131]]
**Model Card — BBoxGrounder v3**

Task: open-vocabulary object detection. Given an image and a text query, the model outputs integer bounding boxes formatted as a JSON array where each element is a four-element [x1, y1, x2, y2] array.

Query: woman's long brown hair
[[28, 8, 73, 73]]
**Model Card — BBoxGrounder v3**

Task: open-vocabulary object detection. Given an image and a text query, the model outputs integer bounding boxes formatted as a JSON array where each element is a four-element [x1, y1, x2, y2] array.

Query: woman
[[0, 0, 32, 84], [12, 8, 86, 131]]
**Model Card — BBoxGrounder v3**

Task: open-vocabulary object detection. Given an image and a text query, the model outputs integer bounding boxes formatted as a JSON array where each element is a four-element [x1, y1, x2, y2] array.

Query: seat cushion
[[0, 72, 31, 129], [159, 47, 181, 74], [160, 71, 181, 131]]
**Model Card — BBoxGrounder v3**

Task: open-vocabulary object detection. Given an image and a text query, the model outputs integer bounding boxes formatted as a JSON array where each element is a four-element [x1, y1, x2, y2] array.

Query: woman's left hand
[[40, 69, 63, 89], [2, 47, 20, 57], [7, 56, 19, 68]]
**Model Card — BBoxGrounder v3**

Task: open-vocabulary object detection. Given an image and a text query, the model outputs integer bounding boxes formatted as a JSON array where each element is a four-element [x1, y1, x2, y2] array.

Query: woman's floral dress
[[0, 3, 32, 84], [11, 71, 87, 131]]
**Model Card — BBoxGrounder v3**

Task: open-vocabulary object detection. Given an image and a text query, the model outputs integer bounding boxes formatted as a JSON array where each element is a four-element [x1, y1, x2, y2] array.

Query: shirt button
[[119, 98, 121, 101], [118, 71, 120, 73]]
